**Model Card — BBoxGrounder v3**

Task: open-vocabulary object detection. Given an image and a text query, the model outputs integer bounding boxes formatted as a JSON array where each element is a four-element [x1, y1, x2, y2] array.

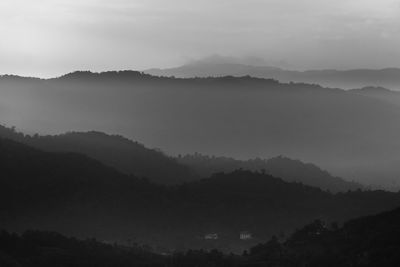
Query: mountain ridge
[[2, 71, 400, 189], [0, 124, 361, 191], [144, 62, 400, 90], [177, 154, 362, 192], [2, 137, 400, 251], [0, 124, 196, 185]]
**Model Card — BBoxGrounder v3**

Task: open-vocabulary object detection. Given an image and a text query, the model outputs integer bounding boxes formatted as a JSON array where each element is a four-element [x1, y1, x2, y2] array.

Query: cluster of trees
[[245, 207, 400, 266], [1, 135, 400, 252], [3, 206, 400, 266]]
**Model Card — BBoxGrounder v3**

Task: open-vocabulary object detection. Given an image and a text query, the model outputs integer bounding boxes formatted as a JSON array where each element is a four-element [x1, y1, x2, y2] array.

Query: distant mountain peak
[[185, 54, 280, 68], [351, 86, 394, 93]]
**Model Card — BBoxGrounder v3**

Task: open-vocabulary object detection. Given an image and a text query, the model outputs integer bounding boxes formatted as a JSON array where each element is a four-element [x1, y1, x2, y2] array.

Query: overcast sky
[[1, 0, 400, 77]]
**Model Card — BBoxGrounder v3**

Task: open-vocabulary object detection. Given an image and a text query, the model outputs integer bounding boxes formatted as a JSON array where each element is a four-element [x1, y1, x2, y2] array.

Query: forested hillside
[[1, 137, 400, 252]]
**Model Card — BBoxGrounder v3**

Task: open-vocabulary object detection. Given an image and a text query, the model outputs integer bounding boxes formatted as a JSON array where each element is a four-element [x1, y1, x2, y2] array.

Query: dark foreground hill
[[1, 138, 400, 252], [178, 154, 362, 192], [246, 207, 400, 266], [3, 206, 400, 267], [2, 71, 400, 189]]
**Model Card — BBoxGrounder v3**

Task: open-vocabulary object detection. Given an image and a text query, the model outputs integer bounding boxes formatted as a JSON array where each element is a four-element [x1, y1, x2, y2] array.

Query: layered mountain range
[[1, 135, 400, 252], [1, 71, 400, 189], [145, 59, 400, 90]]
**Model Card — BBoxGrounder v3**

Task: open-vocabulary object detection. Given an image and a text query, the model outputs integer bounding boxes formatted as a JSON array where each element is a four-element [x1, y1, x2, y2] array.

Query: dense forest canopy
[[1, 136, 400, 252]]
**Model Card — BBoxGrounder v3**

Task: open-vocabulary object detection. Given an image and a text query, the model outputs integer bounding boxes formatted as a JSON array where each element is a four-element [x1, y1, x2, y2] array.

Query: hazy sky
[[1, 0, 400, 77]]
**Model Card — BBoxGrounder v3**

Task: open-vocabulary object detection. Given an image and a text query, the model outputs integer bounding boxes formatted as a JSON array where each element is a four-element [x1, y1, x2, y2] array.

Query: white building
[[240, 231, 252, 240], [204, 233, 219, 240]]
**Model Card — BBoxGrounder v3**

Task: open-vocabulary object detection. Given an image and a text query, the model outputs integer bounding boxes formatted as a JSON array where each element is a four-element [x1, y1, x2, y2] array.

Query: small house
[[240, 231, 252, 240], [204, 233, 219, 240]]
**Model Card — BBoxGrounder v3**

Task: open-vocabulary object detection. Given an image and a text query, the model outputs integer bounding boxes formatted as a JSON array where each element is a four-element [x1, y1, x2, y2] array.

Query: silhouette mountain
[[2, 71, 400, 189], [0, 125, 196, 184], [0, 125, 363, 192], [145, 61, 400, 90], [0, 124, 360, 191], [177, 154, 361, 192], [1, 137, 400, 251]]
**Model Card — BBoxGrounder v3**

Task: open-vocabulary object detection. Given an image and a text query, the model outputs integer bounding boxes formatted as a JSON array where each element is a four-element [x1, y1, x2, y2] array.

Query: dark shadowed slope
[[177, 154, 362, 192], [2, 138, 400, 251], [247, 206, 400, 266], [0, 230, 164, 267], [0, 137, 182, 247], [3, 206, 400, 267], [2, 71, 400, 189], [0, 125, 196, 184], [145, 62, 400, 90], [0, 124, 359, 191]]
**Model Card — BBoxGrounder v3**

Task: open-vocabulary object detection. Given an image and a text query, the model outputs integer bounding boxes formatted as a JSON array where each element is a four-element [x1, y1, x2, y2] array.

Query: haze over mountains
[[349, 86, 400, 106], [145, 56, 400, 90], [1, 60, 400, 259], [177, 154, 362, 193], [0, 126, 196, 185], [2, 136, 400, 253], [1, 71, 400, 189], [3, 0, 400, 264], [0, 124, 360, 192]]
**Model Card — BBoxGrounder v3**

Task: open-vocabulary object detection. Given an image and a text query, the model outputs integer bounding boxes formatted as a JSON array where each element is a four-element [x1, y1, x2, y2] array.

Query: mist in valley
[[2, 0, 400, 266]]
